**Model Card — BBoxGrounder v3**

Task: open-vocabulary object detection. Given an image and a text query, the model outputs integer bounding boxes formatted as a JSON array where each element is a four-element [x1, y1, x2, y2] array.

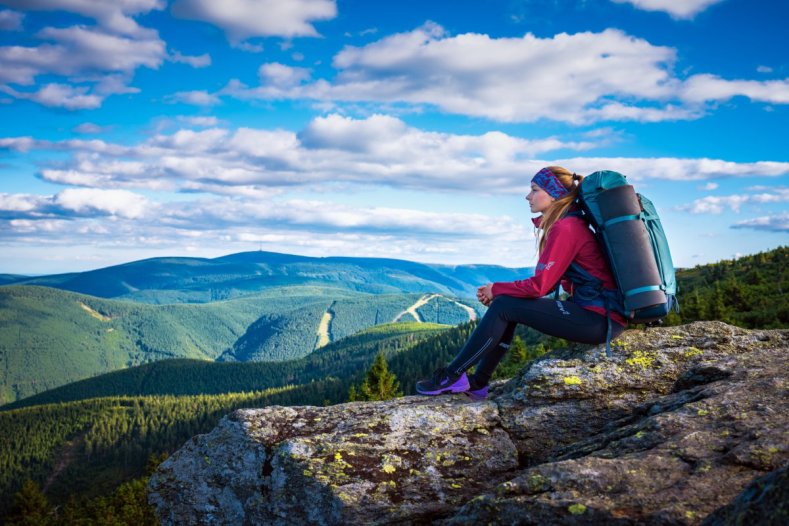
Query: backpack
[[562, 170, 679, 356]]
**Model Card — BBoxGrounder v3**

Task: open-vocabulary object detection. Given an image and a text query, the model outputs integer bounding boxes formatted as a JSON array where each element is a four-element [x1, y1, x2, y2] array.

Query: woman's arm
[[490, 219, 582, 299]]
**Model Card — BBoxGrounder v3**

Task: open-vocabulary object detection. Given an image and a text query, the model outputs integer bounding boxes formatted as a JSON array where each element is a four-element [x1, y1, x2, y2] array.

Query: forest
[[1, 245, 786, 524]]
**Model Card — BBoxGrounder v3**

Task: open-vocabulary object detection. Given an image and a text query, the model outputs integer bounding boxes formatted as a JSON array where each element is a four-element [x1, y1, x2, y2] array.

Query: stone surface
[[148, 321, 789, 525]]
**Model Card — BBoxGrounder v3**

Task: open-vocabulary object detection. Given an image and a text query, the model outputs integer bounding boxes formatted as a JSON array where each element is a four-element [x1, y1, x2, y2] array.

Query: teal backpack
[[563, 170, 679, 356]]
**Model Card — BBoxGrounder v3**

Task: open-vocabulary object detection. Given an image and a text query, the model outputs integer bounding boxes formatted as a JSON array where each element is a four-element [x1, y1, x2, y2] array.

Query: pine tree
[[6, 480, 52, 526], [354, 353, 403, 401]]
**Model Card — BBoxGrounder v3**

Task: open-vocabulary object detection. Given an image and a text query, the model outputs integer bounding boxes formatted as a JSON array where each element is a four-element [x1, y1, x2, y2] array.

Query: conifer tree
[[354, 352, 402, 401], [6, 480, 52, 526]]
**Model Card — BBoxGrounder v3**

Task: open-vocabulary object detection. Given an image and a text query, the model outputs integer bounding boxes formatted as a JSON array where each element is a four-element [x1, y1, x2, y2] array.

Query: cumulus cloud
[[609, 0, 725, 19], [170, 50, 211, 68], [0, 8, 22, 30], [0, 0, 164, 35], [0, 188, 150, 219], [681, 74, 789, 104], [678, 188, 789, 214], [557, 157, 789, 181], [166, 90, 221, 106], [171, 0, 337, 43], [0, 191, 534, 266], [0, 1, 166, 109], [2, 115, 788, 196], [731, 213, 789, 233], [218, 23, 789, 123]]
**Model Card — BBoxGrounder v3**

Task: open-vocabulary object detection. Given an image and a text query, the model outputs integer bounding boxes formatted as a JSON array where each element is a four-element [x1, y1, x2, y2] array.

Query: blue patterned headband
[[532, 168, 570, 199]]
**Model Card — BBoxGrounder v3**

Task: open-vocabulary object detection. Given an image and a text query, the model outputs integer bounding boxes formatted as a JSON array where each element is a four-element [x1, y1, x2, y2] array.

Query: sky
[[0, 0, 787, 275]]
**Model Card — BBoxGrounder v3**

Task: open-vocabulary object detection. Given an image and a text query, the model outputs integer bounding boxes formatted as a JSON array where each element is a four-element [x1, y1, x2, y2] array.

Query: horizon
[[1, 0, 787, 275], [3, 244, 783, 278]]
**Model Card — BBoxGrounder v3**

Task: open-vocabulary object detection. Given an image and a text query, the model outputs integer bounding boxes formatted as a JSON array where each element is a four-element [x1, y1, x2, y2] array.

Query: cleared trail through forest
[[315, 301, 336, 349], [393, 294, 438, 323]]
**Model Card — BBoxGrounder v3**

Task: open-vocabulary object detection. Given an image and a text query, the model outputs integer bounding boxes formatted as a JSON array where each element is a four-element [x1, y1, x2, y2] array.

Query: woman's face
[[526, 183, 554, 214]]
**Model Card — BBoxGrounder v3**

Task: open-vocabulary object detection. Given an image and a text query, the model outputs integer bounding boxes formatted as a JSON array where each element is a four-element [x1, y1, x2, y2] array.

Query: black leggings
[[448, 295, 625, 385]]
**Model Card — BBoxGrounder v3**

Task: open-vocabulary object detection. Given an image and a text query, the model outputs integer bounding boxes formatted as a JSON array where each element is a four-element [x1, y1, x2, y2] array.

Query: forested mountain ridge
[[2, 250, 535, 303], [666, 245, 788, 329], [0, 285, 481, 405]]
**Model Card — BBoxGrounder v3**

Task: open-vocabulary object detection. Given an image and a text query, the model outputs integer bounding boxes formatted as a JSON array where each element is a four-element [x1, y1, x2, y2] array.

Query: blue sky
[[0, 0, 786, 275]]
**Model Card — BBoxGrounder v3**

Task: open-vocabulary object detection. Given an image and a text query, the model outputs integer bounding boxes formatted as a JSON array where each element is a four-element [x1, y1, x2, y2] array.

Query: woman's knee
[[486, 295, 520, 316]]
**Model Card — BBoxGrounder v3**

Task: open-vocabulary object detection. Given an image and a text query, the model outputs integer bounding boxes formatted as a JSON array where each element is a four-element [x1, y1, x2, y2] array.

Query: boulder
[[148, 321, 788, 525]]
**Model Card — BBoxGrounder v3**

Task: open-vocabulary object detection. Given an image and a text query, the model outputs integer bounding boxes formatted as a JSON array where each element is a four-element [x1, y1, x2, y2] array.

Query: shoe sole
[[416, 382, 470, 396]]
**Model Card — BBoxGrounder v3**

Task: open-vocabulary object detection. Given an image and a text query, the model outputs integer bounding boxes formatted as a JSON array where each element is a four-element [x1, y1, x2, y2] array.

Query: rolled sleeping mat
[[598, 185, 665, 314]]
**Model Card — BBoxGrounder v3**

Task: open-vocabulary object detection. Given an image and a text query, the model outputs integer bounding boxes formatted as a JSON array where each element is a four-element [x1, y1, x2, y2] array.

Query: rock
[[148, 322, 789, 525]]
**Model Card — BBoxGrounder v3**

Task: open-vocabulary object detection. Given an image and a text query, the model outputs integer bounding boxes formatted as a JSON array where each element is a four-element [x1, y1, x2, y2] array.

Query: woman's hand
[[477, 284, 494, 306]]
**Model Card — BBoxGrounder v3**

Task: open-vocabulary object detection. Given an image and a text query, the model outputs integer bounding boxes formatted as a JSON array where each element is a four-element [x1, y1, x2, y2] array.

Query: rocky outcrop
[[148, 321, 789, 525]]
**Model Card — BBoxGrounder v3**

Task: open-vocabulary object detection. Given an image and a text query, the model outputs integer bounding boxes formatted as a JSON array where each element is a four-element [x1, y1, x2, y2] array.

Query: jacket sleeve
[[491, 220, 582, 299]]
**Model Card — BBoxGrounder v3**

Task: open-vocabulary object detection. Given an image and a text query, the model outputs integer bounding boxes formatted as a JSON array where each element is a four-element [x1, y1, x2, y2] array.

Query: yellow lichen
[[568, 503, 587, 515], [382, 464, 396, 474], [334, 452, 343, 461], [303, 469, 313, 477], [625, 350, 655, 368], [451, 483, 462, 489], [684, 346, 703, 357], [685, 511, 696, 519], [563, 376, 582, 386], [697, 409, 709, 416]]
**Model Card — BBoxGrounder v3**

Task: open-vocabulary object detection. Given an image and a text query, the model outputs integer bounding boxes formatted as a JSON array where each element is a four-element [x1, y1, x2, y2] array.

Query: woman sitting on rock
[[416, 166, 627, 399]]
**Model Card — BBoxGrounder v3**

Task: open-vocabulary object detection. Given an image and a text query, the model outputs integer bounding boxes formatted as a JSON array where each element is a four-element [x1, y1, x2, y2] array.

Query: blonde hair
[[535, 166, 583, 254]]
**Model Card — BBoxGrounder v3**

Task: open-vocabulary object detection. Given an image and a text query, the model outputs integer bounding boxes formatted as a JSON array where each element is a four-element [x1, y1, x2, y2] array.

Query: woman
[[416, 166, 627, 399]]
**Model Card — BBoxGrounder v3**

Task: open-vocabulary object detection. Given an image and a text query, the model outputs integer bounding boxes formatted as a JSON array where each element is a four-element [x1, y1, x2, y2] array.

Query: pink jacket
[[491, 214, 627, 326]]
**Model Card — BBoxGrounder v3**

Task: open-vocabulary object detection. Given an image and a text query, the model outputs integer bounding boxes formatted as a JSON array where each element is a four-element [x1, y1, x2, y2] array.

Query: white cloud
[[700, 182, 718, 190], [74, 122, 109, 135], [0, 0, 165, 35], [246, 25, 682, 124], [170, 50, 211, 68], [166, 90, 221, 106], [757, 65, 773, 74], [4, 82, 103, 109], [259, 62, 311, 88], [3, 116, 788, 197], [681, 74, 789, 104], [0, 9, 22, 30], [0, 2, 165, 109], [171, 0, 337, 43], [678, 188, 789, 214], [0, 191, 534, 267], [559, 157, 789, 181], [177, 116, 221, 127], [610, 0, 725, 19], [0, 188, 150, 219], [54, 188, 150, 219], [217, 23, 788, 123], [731, 213, 789, 233]]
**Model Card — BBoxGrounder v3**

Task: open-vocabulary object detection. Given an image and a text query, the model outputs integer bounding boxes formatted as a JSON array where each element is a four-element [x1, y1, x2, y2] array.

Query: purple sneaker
[[465, 378, 489, 401], [416, 369, 469, 395]]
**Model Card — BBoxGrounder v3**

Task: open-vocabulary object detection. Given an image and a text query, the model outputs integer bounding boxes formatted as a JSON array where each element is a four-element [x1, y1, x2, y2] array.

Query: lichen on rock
[[148, 321, 788, 525]]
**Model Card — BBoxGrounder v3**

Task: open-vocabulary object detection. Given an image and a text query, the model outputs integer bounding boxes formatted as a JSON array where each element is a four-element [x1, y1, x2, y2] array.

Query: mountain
[[4, 250, 534, 304], [0, 284, 482, 405]]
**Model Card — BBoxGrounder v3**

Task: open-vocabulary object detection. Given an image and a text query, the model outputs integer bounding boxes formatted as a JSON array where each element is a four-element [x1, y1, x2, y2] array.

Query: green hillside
[[0, 322, 463, 516], [4, 250, 533, 304], [4, 322, 449, 410], [666, 245, 788, 329], [0, 286, 480, 405]]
